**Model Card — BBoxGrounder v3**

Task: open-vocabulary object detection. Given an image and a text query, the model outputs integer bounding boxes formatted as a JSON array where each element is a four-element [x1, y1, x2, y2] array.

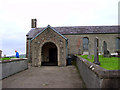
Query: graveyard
[[74, 37, 120, 88], [79, 55, 119, 70]]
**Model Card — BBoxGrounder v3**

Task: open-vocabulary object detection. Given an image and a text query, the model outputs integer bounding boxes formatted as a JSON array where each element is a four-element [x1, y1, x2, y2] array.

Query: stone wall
[[31, 27, 67, 66], [76, 56, 120, 88], [26, 30, 119, 66], [64, 34, 119, 55], [1, 58, 28, 79]]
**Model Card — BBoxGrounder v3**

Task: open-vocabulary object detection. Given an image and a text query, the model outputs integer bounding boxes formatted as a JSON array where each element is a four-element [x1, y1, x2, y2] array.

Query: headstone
[[88, 43, 92, 59], [0, 50, 2, 58], [93, 37, 100, 65], [103, 41, 111, 57], [103, 41, 108, 57]]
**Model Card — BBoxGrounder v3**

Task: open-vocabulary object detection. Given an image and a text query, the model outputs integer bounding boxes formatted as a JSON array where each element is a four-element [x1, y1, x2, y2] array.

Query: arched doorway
[[41, 42, 58, 66]]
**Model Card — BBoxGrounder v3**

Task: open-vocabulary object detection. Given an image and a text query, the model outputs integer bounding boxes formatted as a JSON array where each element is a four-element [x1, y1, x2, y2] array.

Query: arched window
[[83, 37, 89, 50], [116, 37, 120, 50]]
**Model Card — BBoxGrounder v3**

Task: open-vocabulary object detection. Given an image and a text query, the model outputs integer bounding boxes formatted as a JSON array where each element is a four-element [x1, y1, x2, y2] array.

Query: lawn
[[0, 57, 15, 61], [78, 55, 120, 70]]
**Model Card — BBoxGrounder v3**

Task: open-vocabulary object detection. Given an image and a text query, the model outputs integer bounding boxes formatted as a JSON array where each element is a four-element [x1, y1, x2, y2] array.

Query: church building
[[26, 19, 119, 67]]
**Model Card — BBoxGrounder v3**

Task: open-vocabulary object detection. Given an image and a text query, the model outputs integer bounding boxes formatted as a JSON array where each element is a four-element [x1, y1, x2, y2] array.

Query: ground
[[2, 65, 85, 88]]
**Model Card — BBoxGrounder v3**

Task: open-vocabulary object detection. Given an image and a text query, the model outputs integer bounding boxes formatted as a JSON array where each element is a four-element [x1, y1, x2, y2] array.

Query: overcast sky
[[0, 0, 119, 56]]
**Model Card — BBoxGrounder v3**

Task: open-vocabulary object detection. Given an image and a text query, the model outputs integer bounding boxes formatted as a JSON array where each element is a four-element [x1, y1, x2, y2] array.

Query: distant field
[[78, 55, 119, 70]]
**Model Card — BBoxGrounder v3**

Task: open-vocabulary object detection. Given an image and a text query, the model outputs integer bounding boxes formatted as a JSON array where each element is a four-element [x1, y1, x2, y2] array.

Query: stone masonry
[[26, 19, 120, 67], [30, 26, 67, 67]]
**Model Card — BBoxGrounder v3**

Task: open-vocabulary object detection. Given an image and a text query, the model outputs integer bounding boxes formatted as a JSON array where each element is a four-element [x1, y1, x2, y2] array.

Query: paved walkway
[[2, 65, 85, 88]]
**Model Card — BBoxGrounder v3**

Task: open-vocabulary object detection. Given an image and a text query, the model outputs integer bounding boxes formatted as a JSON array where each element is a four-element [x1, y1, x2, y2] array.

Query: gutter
[[66, 39, 68, 59]]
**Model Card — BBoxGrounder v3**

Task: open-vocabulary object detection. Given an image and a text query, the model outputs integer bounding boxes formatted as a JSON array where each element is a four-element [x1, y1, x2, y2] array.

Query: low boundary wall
[[76, 56, 120, 88], [0, 58, 28, 79]]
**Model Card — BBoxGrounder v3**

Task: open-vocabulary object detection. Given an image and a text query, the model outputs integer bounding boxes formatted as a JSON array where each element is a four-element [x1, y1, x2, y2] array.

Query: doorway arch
[[41, 42, 58, 66]]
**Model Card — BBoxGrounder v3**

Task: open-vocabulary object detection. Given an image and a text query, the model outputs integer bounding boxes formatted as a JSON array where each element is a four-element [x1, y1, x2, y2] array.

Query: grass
[[0, 57, 15, 61], [78, 55, 120, 70]]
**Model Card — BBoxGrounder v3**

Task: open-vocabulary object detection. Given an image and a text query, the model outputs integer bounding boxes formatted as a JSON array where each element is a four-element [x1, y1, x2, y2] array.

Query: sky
[[0, 0, 119, 56]]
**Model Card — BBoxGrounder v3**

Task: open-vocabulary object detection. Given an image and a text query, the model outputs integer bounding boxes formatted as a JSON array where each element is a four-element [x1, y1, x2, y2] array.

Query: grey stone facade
[[30, 26, 67, 66], [26, 24, 119, 67], [64, 34, 119, 55]]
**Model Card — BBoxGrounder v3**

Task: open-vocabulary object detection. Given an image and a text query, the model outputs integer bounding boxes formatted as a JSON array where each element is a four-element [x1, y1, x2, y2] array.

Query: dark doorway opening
[[49, 48, 57, 64], [41, 42, 58, 66]]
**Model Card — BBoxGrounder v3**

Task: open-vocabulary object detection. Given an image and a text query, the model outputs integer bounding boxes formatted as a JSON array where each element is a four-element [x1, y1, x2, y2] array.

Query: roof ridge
[[37, 25, 118, 28]]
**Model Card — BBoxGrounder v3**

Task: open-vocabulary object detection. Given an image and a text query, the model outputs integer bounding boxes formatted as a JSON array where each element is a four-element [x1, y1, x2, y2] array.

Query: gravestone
[[0, 50, 2, 58], [103, 41, 108, 57], [93, 38, 100, 65], [88, 43, 92, 59], [103, 41, 111, 57]]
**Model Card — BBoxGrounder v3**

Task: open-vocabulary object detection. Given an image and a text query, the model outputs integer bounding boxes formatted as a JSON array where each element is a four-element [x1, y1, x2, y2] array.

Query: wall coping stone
[[77, 56, 120, 79], [0, 58, 28, 63]]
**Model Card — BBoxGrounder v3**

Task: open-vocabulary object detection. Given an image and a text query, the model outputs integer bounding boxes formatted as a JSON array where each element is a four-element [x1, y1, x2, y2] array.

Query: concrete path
[[2, 65, 85, 88]]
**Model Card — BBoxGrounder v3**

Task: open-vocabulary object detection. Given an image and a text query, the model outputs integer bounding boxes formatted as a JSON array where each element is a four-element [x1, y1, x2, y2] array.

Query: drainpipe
[[66, 39, 68, 59]]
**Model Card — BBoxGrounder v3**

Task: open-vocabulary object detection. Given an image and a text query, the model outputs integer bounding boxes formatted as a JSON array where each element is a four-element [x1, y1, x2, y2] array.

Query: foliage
[[78, 55, 119, 70]]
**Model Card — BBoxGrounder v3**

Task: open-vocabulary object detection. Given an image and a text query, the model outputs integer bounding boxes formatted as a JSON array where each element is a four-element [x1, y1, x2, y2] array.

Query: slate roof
[[26, 25, 119, 39]]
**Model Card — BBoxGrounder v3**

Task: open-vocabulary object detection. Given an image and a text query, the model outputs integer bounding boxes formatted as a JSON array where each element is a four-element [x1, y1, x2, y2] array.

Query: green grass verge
[[0, 57, 15, 60], [78, 55, 119, 70]]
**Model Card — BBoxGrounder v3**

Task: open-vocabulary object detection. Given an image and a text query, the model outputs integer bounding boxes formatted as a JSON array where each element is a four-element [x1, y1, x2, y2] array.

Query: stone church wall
[[26, 31, 119, 66], [30, 27, 67, 66], [64, 34, 119, 55]]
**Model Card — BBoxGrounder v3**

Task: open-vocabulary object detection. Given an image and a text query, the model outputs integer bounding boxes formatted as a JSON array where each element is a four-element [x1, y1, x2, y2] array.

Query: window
[[116, 37, 120, 50], [83, 37, 89, 50]]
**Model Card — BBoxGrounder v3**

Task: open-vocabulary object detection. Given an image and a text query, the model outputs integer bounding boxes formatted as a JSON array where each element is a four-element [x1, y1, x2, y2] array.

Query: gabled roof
[[26, 25, 119, 39], [31, 25, 68, 41]]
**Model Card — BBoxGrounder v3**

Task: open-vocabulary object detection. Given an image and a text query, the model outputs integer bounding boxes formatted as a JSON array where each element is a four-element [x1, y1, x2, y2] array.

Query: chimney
[[31, 19, 37, 28]]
